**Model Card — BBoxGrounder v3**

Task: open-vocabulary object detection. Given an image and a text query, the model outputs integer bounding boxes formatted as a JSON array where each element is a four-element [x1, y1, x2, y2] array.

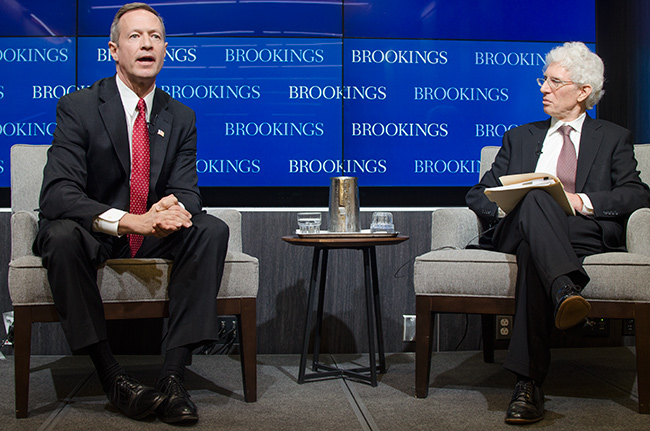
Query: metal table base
[[298, 246, 386, 386]]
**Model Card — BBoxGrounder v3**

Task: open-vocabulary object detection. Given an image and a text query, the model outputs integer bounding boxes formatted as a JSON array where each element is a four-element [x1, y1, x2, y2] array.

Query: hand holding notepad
[[483, 173, 576, 216]]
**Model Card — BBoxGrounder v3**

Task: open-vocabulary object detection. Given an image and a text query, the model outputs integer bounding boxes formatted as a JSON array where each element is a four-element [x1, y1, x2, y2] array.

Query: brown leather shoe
[[554, 285, 591, 330], [505, 379, 544, 425]]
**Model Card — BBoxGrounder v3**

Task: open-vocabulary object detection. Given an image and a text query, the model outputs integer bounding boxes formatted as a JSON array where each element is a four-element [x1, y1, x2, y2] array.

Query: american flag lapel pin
[[157, 129, 165, 138]]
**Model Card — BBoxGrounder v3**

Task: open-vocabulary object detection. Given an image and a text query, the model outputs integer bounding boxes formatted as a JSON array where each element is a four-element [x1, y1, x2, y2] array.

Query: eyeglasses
[[536, 76, 575, 90]]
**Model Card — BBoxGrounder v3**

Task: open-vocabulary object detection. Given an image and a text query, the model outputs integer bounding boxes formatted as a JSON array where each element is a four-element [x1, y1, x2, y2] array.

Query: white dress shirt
[[535, 113, 594, 215]]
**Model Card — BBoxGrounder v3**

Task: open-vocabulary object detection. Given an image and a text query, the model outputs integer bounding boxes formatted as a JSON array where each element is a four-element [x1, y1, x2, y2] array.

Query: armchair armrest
[[205, 208, 242, 253], [626, 207, 650, 257], [11, 211, 38, 260], [431, 207, 482, 250]]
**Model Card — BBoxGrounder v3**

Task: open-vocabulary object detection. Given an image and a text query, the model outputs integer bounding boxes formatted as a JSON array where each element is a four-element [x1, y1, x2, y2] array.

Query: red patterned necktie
[[556, 125, 577, 193], [129, 98, 150, 257]]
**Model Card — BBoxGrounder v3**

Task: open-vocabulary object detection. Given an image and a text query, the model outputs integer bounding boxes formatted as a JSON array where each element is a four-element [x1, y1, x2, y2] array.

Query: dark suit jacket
[[38, 76, 202, 233], [466, 115, 650, 249]]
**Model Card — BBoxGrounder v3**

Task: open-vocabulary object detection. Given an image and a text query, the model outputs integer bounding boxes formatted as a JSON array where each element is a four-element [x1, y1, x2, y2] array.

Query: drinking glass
[[370, 211, 394, 233], [297, 212, 321, 234]]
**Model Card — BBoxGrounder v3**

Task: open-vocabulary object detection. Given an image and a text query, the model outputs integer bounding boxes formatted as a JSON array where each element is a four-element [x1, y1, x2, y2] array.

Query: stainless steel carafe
[[328, 176, 360, 232]]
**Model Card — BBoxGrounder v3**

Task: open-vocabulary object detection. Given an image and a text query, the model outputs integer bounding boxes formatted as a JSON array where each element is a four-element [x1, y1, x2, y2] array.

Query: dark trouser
[[34, 212, 229, 352], [492, 190, 620, 384]]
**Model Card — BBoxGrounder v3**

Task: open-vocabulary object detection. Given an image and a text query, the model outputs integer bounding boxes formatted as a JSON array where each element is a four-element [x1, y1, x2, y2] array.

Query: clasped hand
[[118, 194, 192, 238]]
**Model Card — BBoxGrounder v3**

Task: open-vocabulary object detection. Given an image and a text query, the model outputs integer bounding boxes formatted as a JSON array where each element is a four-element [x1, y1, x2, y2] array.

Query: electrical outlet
[[582, 318, 610, 337], [403, 315, 416, 342], [216, 316, 238, 343], [622, 319, 635, 336], [496, 315, 513, 340], [197, 316, 239, 355]]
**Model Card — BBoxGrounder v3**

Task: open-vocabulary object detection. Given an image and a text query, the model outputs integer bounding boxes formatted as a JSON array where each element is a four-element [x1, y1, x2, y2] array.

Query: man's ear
[[577, 84, 592, 104], [108, 41, 118, 62]]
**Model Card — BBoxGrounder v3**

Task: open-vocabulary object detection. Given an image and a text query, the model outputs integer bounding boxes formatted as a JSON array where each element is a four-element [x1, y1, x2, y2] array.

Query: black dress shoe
[[554, 285, 591, 330], [107, 374, 166, 420], [505, 379, 544, 424], [156, 375, 198, 423]]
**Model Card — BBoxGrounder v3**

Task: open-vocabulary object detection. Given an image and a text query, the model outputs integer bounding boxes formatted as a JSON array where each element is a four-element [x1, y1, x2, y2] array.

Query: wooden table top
[[282, 234, 409, 248]]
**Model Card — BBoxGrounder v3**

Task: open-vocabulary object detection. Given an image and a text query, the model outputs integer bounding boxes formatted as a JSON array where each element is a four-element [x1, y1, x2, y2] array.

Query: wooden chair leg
[[415, 296, 434, 398], [634, 303, 650, 414], [13, 307, 32, 418], [237, 298, 257, 402], [481, 314, 496, 363]]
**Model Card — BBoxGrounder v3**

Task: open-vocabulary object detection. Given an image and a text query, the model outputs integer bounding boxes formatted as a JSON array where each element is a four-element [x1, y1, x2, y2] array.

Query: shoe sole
[[160, 413, 199, 424], [505, 415, 544, 425], [555, 295, 591, 330]]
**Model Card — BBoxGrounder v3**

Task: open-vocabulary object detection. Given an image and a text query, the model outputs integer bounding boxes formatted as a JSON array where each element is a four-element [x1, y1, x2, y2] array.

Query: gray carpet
[[0, 348, 647, 430]]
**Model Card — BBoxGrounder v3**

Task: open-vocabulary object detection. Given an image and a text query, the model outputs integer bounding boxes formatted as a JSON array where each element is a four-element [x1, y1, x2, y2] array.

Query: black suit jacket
[[38, 76, 202, 232], [466, 115, 650, 248]]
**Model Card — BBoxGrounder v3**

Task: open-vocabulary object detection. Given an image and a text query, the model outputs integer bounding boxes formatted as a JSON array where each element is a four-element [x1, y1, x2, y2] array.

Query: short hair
[[109, 2, 165, 44], [544, 42, 604, 110]]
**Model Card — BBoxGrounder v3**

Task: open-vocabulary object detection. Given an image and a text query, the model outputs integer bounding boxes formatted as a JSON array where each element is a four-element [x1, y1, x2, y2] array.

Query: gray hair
[[544, 42, 604, 110], [109, 2, 165, 44]]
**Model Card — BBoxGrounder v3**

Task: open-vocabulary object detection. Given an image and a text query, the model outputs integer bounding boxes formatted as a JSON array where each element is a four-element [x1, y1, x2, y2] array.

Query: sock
[[87, 340, 124, 393], [551, 275, 576, 298], [158, 346, 192, 384], [515, 374, 541, 387]]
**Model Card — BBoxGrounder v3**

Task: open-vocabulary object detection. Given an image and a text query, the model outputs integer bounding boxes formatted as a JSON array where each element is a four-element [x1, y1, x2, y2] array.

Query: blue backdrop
[[0, 0, 595, 191]]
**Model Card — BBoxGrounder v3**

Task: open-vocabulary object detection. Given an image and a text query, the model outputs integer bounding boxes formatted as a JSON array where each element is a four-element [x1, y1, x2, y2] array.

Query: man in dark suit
[[466, 42, 650, 424], [33, 3, 229, 424]]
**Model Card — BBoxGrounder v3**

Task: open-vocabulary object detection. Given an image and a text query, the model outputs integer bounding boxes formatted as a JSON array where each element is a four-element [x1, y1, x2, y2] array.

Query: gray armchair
[[413, 145, 650, 414], [8, 144, 259, 418]]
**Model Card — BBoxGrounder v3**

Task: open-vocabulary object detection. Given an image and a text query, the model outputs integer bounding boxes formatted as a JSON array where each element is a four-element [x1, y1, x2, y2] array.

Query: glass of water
[[370, 211, 394, 233], [297, 212, 321, 234]]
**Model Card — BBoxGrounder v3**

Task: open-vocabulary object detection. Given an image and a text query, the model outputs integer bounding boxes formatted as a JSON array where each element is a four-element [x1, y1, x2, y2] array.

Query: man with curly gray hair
[[466, 42, 650, 425], [544, 41, 605, 110]]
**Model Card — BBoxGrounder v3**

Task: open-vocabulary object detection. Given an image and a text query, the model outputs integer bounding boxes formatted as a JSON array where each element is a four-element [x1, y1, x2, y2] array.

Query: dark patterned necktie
[[556, 125, 577, 193], [129, 98, 150, 257]]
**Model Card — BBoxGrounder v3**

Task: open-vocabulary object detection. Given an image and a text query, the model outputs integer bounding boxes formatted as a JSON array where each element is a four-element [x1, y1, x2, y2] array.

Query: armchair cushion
[[8, 250, 258, 306], [415, 249, 516, 298]]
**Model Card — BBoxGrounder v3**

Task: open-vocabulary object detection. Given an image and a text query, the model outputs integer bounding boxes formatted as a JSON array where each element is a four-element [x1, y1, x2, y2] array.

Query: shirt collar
[[549, 112, 586, 135], [115, 74, 155, 122]]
